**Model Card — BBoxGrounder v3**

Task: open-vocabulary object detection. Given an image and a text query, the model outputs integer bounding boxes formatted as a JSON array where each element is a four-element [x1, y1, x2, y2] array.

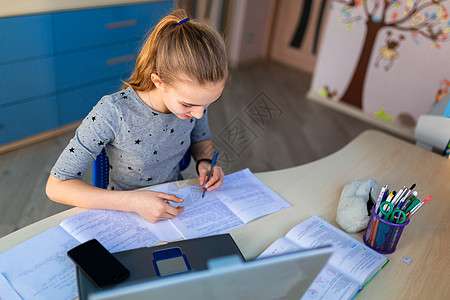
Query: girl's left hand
[[198, 163, 224, 192]]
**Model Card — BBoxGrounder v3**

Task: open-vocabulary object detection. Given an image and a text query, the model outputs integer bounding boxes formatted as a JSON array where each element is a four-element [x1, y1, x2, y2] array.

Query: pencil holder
[[363, 206, 410, 254]]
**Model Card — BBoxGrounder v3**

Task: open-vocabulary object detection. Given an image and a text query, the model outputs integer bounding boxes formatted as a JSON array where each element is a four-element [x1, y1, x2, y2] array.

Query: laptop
[[77, 234, 245, 299], [81, 235, 332, 300]]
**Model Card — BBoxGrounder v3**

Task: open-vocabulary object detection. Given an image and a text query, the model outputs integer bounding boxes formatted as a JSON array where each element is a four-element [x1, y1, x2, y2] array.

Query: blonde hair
[[124, 9, 228, 91]]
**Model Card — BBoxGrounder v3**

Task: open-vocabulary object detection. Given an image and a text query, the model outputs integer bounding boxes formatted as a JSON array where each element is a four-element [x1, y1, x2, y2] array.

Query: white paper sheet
[[60, 209, 182, 252], [0, 226, 79, 299], [258, 216, 387, 300], [163, 168, 291, 238], [284, 216, 385, 284], [216, 169, 291, 223], [168, 197, 245, 238], [0, 272, 22, 300]]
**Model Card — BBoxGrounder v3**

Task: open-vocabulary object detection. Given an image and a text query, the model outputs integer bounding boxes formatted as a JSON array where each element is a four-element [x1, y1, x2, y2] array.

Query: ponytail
[[124, 9, 228, 90]]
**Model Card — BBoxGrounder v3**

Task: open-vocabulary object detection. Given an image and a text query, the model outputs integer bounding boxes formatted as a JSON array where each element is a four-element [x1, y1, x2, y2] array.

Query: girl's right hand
[[130, 190, 185, 223]]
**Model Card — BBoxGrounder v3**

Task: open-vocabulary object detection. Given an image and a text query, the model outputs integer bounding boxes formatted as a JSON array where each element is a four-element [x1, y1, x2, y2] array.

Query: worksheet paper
[[152, 168, 291, 238], [258, 216, 387, 300], [0, 168, 290, 299], [0, 272, 22, 300], [0, 226, 79, 300]]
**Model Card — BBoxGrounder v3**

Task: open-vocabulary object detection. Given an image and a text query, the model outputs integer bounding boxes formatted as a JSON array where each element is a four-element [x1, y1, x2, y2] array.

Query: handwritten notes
[[167, 169, 291, 238]]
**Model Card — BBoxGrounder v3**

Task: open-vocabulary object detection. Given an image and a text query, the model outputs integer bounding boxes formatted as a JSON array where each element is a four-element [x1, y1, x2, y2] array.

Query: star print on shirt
[[135, 139, 141, 144], [152, 112, 158, 116], [92, 116, 96, 121], [128, 166, 133, 170], [147, 177, 153, 181], [77, 172, 82, 176], [153, 150, 158, 155], [69, 147, 75, 153], [97, 141, 104, 146], [170, 129, 174, 133]]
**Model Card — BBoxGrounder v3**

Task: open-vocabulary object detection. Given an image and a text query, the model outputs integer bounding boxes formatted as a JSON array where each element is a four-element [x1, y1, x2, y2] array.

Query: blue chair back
[[93, 148, 191, 189], [178, 149, 191, 172], [92, 149, 110, 189]]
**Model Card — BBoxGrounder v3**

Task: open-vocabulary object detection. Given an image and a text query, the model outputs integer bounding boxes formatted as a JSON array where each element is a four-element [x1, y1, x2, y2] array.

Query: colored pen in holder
[[363, 206, 410, 254]]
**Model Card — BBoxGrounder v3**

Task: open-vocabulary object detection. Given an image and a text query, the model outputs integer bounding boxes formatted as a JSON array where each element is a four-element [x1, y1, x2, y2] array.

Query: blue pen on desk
[[201, 151, 219, 198]]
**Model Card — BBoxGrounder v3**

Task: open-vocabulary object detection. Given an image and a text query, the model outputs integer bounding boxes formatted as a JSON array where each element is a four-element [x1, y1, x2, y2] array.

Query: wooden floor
[[0, 60, 390, 238]]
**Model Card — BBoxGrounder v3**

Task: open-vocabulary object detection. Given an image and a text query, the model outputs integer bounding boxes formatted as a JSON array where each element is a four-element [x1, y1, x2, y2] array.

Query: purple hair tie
[[178, 18, 189, 26]]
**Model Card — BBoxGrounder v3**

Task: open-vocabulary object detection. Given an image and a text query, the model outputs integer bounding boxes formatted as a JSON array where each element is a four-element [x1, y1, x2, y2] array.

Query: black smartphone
[[67, 239, 130, 289]]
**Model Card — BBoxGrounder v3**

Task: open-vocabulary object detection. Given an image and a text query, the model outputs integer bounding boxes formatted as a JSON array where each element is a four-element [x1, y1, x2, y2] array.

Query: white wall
[[227, 0, 275, 65]]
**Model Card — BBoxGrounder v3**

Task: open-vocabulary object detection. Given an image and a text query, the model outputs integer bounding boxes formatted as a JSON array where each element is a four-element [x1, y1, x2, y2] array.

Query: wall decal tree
[[335, 0, 450, 108]]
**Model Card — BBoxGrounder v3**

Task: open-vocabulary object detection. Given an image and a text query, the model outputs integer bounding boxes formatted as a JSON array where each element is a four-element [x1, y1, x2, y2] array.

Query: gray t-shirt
[[51, 87, 211, 190]]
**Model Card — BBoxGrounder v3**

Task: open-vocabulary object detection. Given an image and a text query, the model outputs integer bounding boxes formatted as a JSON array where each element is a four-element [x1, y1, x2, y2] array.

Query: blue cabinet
[[54, 42, 137, 91], [58, 79, 124, 125], [0, 13, 58, 144], [0, 14, 54, 64], [53, 2, 171, 53], [0, 1, 173, 146], [0, 57, 56, 106], [0, 96, 59, 145]]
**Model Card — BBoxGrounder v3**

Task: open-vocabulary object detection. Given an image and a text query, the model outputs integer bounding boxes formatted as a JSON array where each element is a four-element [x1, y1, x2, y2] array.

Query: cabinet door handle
[[106, 19, 137, 30], [106, 54, 135, 66]]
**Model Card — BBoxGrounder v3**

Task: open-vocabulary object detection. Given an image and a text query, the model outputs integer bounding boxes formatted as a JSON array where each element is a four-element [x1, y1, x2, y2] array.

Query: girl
[[46, 9, 228, 223]]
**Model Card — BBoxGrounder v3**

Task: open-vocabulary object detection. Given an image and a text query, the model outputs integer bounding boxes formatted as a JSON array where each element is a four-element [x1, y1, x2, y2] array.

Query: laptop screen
[[90, 246, 333, 300]]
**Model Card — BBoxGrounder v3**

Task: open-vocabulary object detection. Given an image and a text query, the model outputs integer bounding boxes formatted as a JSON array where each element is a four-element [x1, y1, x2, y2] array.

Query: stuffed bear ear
[[336, 179, 377, 234]]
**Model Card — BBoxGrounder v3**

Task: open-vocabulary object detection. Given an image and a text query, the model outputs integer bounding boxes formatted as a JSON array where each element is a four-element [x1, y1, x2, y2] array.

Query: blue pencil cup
[[363, 206, 410, 254]]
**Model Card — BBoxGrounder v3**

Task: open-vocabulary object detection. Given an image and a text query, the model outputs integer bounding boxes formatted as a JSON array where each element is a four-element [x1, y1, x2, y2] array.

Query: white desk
[[1, 130, 449, 299]]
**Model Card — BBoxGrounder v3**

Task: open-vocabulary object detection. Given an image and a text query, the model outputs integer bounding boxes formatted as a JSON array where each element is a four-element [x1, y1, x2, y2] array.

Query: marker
[[381, 191, 396, 213], [410, 196, 432, 215], [400, 194, 414, 211], [396, 187, 412, 209], [375, 185, 388, 214], [391, 186, 406, 207], [201, 151, 219, 198], [410, 202, 423, 215], [386, 191, 396, 202], [405, 198, 420, 214], [398, 183, 415, 204]]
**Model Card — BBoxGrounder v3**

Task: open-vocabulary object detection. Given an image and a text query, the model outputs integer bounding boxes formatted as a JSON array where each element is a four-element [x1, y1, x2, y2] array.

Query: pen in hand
[[201, 151, 219, 198]]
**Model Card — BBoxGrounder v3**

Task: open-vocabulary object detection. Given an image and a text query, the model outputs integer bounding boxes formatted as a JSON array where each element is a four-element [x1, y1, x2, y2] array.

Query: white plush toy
[[336, 178, 377, 233]]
